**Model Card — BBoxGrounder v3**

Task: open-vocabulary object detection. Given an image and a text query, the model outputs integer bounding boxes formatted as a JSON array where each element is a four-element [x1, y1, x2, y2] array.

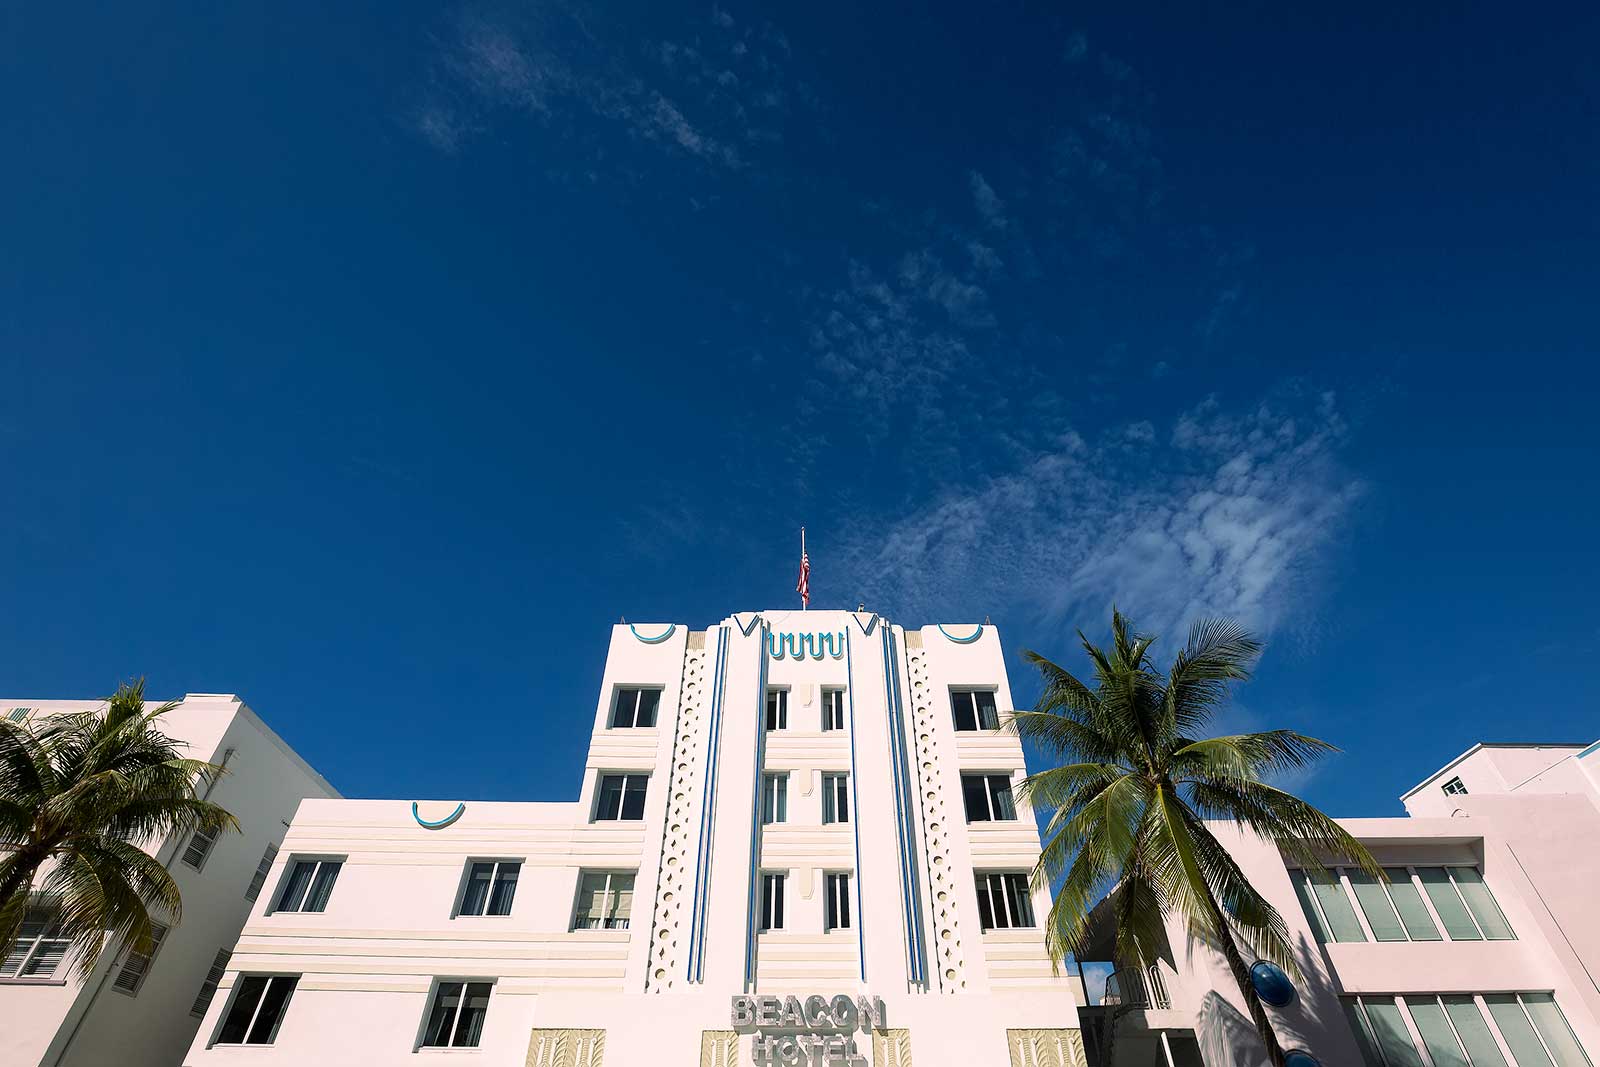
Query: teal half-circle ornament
[[628, 623, 676, 644], [1249, 960, 1296, 1007], [1284, 1052, 1321, 1067], [412, 801, 465, 830], [936, 623, 984, 644]]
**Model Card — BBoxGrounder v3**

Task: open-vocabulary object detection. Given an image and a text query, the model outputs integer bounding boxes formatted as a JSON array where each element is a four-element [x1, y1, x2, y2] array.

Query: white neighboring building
[[182, 610, 1088, 1067], [0, 694, 338, 1067], [1080, 741, 1600, 1067]]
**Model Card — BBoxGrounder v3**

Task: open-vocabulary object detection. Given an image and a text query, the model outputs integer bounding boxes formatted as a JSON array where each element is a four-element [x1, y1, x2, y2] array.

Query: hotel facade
[[180, 610, 1090, 1067]]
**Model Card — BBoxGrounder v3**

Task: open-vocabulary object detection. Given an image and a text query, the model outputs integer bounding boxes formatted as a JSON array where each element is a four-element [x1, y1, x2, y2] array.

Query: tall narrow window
[[822, 690, 846, 731], [182, 825, 219, 870], [458, 861, 522, 917], [961, 774, 1018, 822], [5, 707, 33, 723], [421, 981, 492, 1049], [1449, 867, 1515, 940], [1307, 869, 1366, 942], [1382, 867, 1442, 941], [216, 975, 299, 1045], [0, 905, 70, 979], [1347, 869, 1408, 942], [245, 844, 278, 903], [762, 773, 788, 825], [1417, 866, 1483, 940], [594, 774, 648, 821], [760, 873, 786, 931], [273, 858, 343, 914], [1441, 776, 1468, 796], [826, 873, 852, 931], [572, 871, 635, 929], [191, 948, 232, 1018], [609, 687, 661, 728], [1521, 993, 1592, 1067], [765, 689, 788, 731], [951, 689, 1000, 731], [975, 872, 1035, 930], [822, 773, 850, 824], [112, 922, 168, 994]]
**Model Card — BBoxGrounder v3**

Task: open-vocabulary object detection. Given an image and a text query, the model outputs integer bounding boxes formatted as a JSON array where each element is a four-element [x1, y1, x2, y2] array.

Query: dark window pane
[[304, 862, 341, 913], [596, 777, 623, 820], [962, 776, 991, 821], [219, 976, 267, 1044], [990, 777, 1017, 820], [487, 864, 520, 916], [952, 692, 977, 731], [1004, 874, 1035, 927], [976, 877, 996, 930], [610, 690, 635, 728], [620, 776, 647, 820], [424, 982, 463, 1047], [247, 976, 297, 1044], [275, 862, 315, 912], [460, 863, 494, 916], [975, 691, 1000, 729], [636, 690, 659, 727], [453, 983, 492, 1047]]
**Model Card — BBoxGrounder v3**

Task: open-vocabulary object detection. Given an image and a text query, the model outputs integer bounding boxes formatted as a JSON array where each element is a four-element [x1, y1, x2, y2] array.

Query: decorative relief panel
[[1005, 1029, 1087, 1067], [644, 639, 710, 992], [873, 1028, 914, 1066], [699, 1030, 739, 1067], [905, 644, 967, 992], [526, 1028, 606, 1067]]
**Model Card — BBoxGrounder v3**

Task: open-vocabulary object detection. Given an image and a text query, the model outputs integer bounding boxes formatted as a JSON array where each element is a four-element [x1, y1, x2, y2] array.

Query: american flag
[[796, 532, 811, 609]]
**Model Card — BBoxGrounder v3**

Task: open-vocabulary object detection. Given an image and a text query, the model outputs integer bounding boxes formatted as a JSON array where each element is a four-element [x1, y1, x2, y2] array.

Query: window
[[765, 689, 788, 731], [594, 774, 648, 821], [951, 689, 1000, 731], [760, 873, 786, 931], [1292, 865, 1512, 945], [0, 905, 70, 979], [458, 861, 521, 917], [975, 872, 1035, 931], [245, 843, 278, 903], [822, 689, 846, 731], [825, 873, 852, 931], [273, 858, 343, 913], [762, 773, 788, 825], [5, 707, 33, 723], [422, 981, 493, 1049], [1345, 993, 1592, 1067], [609, 686, 661, 728], [191, 949, 232, 1017], [1441, 775, 1468, 796], [112, 922, 168, 994], [961, 774, 1018, 822], [822, 773, 850, 824], [216, 975, 298, 1046], [572, 871, 635, 929], [182, 825, 219, 870]]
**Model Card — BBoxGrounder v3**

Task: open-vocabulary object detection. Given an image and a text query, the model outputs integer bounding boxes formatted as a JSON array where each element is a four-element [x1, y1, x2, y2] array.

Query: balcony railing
[[1101, 963, 1170, 1009]]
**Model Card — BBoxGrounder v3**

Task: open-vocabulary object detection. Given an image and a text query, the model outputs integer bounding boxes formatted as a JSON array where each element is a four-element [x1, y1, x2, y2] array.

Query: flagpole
[[800, 526, 807, 610]]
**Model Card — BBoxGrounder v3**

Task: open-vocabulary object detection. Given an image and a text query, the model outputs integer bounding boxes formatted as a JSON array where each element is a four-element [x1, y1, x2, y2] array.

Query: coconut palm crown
[[1012, 611, 1380, 1067], [0, 680, 237, 978]]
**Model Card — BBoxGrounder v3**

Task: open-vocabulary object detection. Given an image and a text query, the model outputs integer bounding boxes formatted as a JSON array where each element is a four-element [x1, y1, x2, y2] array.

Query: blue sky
[[3, 1, 1597, 819]]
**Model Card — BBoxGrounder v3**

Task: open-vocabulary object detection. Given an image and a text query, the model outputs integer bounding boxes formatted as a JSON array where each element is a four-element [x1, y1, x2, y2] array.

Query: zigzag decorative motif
[[765, 630, 846, 660]]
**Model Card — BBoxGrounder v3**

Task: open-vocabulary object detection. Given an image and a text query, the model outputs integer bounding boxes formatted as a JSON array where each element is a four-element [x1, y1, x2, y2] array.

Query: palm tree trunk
[[1199, 883, 1287, 1067]]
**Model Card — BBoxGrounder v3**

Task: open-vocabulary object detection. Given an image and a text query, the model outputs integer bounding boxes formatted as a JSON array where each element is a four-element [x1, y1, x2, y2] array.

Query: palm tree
[[1012, 611, 1379, 1067], [0, 680, 237, 978]]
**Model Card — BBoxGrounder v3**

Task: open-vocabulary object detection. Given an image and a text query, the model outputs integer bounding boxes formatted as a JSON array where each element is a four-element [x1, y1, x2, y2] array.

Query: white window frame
[[211, 973, 299, 1047], [417, 978, 496, 1050], [1345, 993, 1585, 1067], [609, 686, 661, 729], [822, 689, 846, 731], [762, 772, 789, 825], [0, 905, 71, 980], [245, 843, 278, 903], [975, 871, 1036, 931], [454, 859, 523, 918], [571, 870, 636, 930], [822, 773, 850, 825], [111, 921, 169, 995], [1440, 775, 1468, 796], [182, 824, 219, 871], [270, 856, 344, 914], [1292, 863, 1515, 945], [760, 872, 786, 932], [592, 773, 649, 822], [825, 872, 852, 932], [961, 772, 1018, 822], [765, 688, 789, 731], [950, 688, 1000, 731], [191, 948, 232, 1018]]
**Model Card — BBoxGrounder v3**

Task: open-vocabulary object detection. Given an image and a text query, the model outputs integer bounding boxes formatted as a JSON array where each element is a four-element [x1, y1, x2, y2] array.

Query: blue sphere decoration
[[1284, 1051, 1320, 1067], [1249, 960, 1297, 1007]]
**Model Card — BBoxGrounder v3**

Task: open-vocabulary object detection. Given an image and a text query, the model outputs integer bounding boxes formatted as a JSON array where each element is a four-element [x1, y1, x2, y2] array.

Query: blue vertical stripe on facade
[[742, 623, 771, 990], [844, 626, 868, 981], [686, 626, 729, 982], [879, 626, 927, 985]]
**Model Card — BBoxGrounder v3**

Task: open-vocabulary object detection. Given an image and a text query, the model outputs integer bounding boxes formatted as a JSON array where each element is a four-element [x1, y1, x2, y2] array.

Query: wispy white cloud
[[835, 392, 1363, 640], [969, 170, 1008, 231]]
